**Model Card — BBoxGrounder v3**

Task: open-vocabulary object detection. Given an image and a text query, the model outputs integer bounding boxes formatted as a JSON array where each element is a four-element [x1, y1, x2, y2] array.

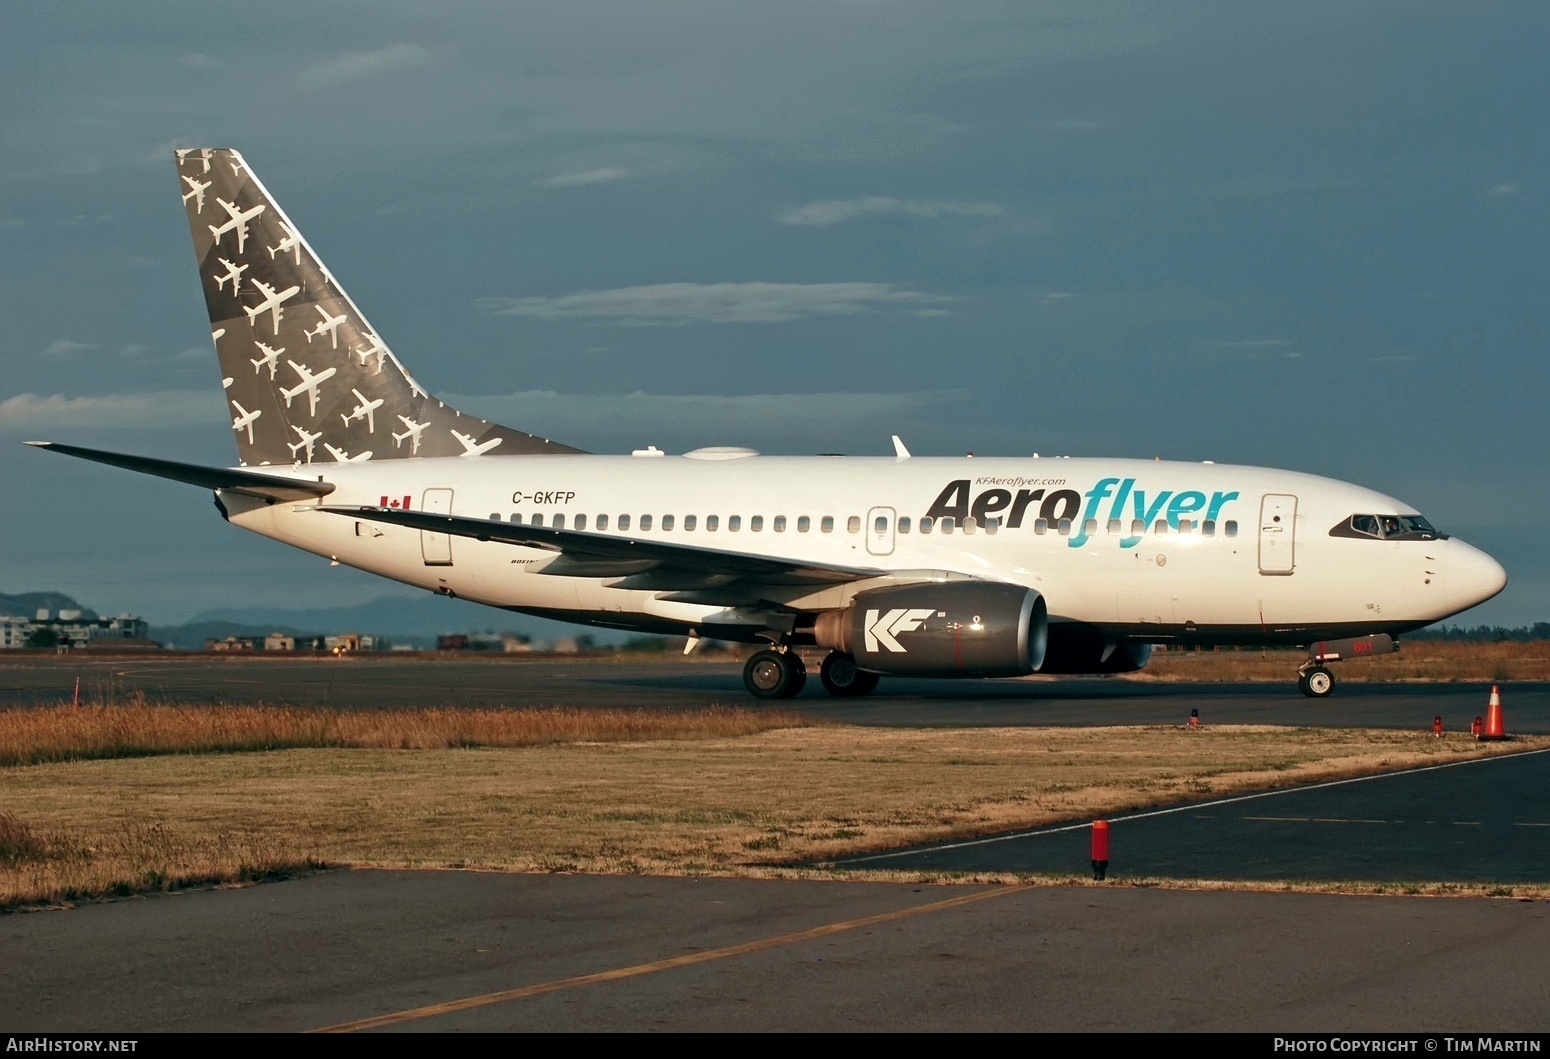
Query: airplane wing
[[27, 442, 335, 502], [320, 505, 885, 588]]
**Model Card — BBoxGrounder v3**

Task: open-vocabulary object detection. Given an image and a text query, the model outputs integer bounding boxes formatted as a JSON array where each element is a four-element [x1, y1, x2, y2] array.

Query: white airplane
[[324, 443, 373, 463], [243, 279, 300, 335], [353, 332, 390, 374], [30, 148, 1510, 701], [176, 148, 213, 173], [306, 306, 349, 349], [451, 429, 503, 457], [392, 415, 430, 454], [268, 221, 301, 264], [250, 341, 284, 379], [208, 198, 266, 254], [341, 388, 383, 432], [213, 257, 248, 294], [280, 360, 338, 417], [181, 174, 212, 213], [286, 424, 322, 463], [229, 401, 261, 444]]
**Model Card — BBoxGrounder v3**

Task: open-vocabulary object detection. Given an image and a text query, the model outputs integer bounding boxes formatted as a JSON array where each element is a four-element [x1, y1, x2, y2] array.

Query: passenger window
[[1107, 519, 1121, 536], [489, 512, 501, 521], [899, 517, 911, 534], [1057, 518, 1071, 536], [530, 514, 543, 527], [574, 514, 588, 530], [706, 515, 719, 531], [874, 516, 888, 535], [798, 516, 811, 533], [1202, 519, 1216, 537], [1153, 520, 1167, 536], [821, 516, 834, 534], [1178, 519, 1193, 534], [640, 514, 653, 531], [962, 517, 977, 535], [983, 518, 998, 535], [553, 514, 566, 529], [729, 515, 741, 532], [1225, 520, 1238, 537], [1082, 518, 1097, 538], [941, 517, 956, 534], [773, 515, 786, 532], [848, 516, 861, 533], [596, 514, 608, 531], [662, 514, 675, 531], [750, 515, 762, 532], [618, 514, 630, 531], [1034, 518, 1047, 535], [684, 515, 697, 531], [919, 517, 933, 535], [1131, 518, 1145, 537]]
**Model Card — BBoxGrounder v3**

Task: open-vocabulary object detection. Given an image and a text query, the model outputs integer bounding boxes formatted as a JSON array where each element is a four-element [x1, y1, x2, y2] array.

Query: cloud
[[42, 340, 96, 357], [478, 282, 952, 325], [1485, 182, 1520, 197], [0, 391, 220, 432], [298, 44, 430, 92], [776, 197, 1004, 226], [534, 167, 631, 187]]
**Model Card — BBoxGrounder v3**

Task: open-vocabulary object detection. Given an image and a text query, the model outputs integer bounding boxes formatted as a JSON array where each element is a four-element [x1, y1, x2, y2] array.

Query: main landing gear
[[742, 649, 882, 699], [743, 649, 806, 699]]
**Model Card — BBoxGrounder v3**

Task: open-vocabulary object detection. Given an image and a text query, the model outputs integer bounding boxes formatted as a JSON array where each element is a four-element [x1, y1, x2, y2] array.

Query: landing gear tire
[[819, 652, 881, 697], [744, 649, 806, 699], [1299, 666, 1335, 698]]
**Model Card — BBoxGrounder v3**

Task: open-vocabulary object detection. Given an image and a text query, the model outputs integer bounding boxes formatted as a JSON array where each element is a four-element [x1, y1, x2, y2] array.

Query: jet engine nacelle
[[814, 582, 1047, 677], [1037, 627, 1153, 674]]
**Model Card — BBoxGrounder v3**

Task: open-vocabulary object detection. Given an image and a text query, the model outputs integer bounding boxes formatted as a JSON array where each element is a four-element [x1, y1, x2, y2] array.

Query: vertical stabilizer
[[176, 148, 583, 465]]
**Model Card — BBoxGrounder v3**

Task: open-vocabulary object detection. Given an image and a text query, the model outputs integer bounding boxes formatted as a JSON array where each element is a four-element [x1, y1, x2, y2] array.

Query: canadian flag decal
[[379, 495, 411, 510]]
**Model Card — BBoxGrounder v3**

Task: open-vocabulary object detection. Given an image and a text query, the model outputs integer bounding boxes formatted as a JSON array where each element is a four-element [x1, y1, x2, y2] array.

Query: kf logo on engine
[[863, 608, 937, 652]]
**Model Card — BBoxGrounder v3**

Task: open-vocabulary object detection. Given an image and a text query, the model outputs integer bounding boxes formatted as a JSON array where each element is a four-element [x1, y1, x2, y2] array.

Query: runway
[[3, 655, 1547, 1032], [3, 654, 1545, 733]]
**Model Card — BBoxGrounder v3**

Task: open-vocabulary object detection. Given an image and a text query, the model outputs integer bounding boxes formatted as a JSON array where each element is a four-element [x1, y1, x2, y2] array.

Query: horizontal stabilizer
[[26, 441, 336, 502], [321, 505, 881, 586]]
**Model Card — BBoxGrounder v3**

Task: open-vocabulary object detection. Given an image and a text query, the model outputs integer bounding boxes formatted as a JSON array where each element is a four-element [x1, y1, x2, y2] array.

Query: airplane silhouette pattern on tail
[[175, 148, 583, 466]]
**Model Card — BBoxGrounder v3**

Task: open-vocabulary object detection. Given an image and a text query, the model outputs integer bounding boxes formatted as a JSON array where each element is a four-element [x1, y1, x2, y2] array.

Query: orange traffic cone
[[1479, 685, 1508, 741]]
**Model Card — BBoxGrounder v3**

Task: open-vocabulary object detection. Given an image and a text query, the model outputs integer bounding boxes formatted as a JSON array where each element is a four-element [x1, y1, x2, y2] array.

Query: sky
[[2, 2, 1545, 627]]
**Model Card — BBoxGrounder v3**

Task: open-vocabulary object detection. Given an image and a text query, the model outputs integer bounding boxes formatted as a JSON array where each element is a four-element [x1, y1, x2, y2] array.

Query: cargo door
[[421, 488, 454, 566], [1258, 493, 1297, 575]]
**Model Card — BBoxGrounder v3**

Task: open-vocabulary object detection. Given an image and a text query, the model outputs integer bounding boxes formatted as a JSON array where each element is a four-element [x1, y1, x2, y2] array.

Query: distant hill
[[0, 591, 98, 620], [154, 593, 628, 650]]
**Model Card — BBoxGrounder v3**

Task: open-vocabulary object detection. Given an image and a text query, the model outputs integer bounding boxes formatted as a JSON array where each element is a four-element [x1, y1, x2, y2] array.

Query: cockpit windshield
[[1330, 514, 1442, 541]]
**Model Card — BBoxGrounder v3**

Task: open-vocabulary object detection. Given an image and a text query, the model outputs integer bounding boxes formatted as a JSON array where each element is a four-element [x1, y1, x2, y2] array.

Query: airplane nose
[[1448, 539, 1507, 612]]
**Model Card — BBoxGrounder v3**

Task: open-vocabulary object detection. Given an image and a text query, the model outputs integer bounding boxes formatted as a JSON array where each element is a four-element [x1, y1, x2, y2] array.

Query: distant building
[[264, 632, 296, 652], [0, 610, 152, 650]]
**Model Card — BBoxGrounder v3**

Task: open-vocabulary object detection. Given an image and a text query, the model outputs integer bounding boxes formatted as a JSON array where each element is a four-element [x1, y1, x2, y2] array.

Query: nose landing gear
[[1295, 633, 1397, 697]]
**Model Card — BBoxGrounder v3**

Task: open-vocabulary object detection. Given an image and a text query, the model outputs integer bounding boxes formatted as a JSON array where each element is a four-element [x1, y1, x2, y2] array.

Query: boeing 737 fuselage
[[29, 150, 1508, 699]]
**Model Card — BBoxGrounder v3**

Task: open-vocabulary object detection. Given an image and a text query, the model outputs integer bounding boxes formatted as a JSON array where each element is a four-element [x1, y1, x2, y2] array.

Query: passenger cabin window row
[[481, 510, 1239, 538]]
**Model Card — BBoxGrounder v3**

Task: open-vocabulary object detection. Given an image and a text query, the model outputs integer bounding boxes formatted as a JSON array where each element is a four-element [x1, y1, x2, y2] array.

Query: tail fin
[[175, 148, 583, 466]]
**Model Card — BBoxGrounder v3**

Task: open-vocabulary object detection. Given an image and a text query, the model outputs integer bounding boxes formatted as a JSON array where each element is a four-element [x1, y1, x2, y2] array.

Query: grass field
[[2, 699, 1543, 910]]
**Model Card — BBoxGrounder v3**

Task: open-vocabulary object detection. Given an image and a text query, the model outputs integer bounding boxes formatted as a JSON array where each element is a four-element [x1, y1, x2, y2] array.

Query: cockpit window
[[1330, 514, 1443, 541]]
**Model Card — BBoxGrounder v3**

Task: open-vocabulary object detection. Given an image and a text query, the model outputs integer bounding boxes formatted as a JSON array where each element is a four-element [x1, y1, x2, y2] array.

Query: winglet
[[891, 435, 912, 460]]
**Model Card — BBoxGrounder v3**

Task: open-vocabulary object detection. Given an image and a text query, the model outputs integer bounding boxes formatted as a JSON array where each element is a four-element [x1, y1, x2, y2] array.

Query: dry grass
[[1143, 640, 1548, 683], [3, 722, 1544, 909], [0, 697, 813, 767]]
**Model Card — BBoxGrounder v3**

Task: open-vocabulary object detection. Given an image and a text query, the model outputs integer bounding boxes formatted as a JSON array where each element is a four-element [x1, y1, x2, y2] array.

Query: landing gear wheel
[[744, 649, 806, 699], [819, 652, 880, 697], [1299, 665, 1335, 698]]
